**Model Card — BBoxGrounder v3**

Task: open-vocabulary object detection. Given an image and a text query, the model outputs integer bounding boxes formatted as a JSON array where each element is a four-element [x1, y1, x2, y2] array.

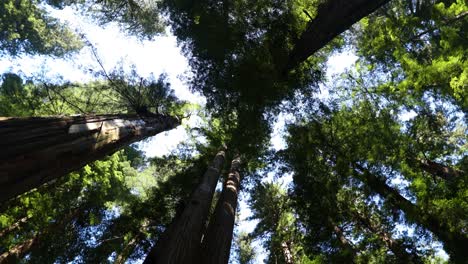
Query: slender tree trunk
[[285, 0, 391, 71], [114, 233, 142, 264], [144, 149, 226, 264], [0, 237, 37, 264], [0, 114, 179, 202], [0, 216, 30, 239], [418, 158, 463, 180], [353, 211, 423, 264], [0, 208, 80, 263], [200, 156, 242, 264], [329, 220, 357, 262], [332, 224, 355, 254], [353, 164, 468, 263], [280, 241, 294, 264]]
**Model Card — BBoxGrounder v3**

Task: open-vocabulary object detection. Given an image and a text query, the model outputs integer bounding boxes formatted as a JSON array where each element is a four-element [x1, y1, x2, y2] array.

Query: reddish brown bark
[[143, 149, 226, 264], [0, 114, 179, 202], [200, 157, 242, 264], [285, 0, 391, 71]]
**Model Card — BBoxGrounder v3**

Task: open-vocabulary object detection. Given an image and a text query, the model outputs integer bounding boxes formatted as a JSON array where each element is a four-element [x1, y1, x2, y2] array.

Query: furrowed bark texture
[[0, 114, 180, 202], [200, 157, 241, 264], [285, 0, 391, 71], [143, 149, 226, 264], [353, 164, 468, 263]]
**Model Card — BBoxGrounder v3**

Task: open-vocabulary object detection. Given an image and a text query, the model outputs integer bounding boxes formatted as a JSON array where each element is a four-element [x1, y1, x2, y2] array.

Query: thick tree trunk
[[418, 159, 463, 180], [353, 164, 468, 263], [143, 149, 226, 264], [200, 157, 242, 264], [353, 211, 423, 264], [285, 0, 391, 71], [0, 114, 179, 202]]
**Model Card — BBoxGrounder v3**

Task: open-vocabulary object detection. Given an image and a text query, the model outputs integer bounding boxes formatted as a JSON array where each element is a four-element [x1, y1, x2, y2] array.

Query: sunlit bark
[[0, 114, 179, 202], [143, 149, 226, 264], [200, 156, 241, 264]]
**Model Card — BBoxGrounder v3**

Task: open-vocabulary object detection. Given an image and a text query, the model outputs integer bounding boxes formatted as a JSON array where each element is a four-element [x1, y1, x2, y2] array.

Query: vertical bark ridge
[[144, 149, 226, 264], [200, 156, 242, 264]]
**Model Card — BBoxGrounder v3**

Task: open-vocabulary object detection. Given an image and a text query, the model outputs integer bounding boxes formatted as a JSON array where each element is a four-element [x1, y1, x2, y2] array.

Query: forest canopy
[[0, 0, 466, 263]]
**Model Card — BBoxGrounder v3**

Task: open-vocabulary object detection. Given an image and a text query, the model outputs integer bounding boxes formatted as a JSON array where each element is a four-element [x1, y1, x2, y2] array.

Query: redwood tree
[[0, 113, 179, 202]]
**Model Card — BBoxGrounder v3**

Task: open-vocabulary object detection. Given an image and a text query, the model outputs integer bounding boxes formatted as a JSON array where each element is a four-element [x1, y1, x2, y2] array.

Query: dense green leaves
[[0, 0, 83, 56]]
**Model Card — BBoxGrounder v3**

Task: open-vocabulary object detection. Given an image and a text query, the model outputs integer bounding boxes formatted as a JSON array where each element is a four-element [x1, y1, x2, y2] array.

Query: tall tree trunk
[[417, 158, 463, 180], [353, 164, 468, 263], [0, 237, 37, 264], [144, 149, 226, 264], [329, 220, 357, 262], [353, 211, 423, 264], [200, 157, 242, 264], [280, 241, 294, 264], [0, 216, 30, 239], [114, 233, 142, 264], [0, 114, 179, 202], [285, 0, 391, 71]]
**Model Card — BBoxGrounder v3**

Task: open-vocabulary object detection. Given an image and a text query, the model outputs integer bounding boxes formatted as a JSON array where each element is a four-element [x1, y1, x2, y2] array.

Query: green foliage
[[0, 0, 83, 56], [47, 0, 166, 38], [353, 0, 468, 110], [234, 231, 256, 264]]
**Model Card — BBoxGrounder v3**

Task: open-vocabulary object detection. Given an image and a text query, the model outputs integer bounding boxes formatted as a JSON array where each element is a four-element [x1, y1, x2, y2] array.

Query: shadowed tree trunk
[[0, 114, 179, 202], [143, 149, 226, 264], [353, 210, 423, 264], [330, 221, 357, 261], [417, 158, 463, 180], [200, 156, 242, 264], [353, 163, 468, 263], [285, 0, 391, 71], [0, 208, 80, 263]]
